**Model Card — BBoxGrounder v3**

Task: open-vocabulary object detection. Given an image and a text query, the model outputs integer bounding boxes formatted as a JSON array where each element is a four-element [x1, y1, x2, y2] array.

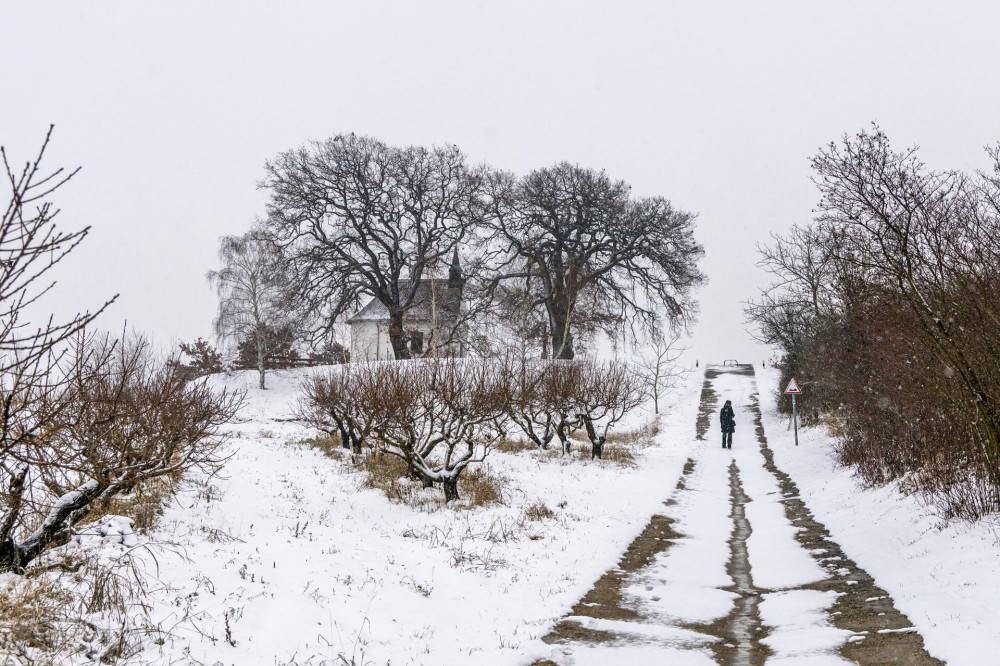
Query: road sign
[[784, 378, 801, 446], [784, 378, 802, 395]]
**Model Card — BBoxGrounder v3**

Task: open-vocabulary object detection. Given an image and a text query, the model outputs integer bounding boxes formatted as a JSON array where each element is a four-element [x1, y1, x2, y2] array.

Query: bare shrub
[[747, 125, 1000, 519], [1, 333, 242, 573], [303, 359, 511, 502]]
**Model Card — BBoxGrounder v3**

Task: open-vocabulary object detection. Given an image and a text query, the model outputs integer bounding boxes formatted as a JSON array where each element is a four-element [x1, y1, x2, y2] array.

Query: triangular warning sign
[[784, 378, 802, 395]]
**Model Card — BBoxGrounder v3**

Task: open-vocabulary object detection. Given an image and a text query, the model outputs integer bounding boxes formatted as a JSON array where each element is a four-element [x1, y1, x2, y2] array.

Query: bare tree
[[299, 363, 370, 454], [209, 224, 291, 389], [482, 163, 705, 359], [503, 357, 557, 449], [573, 360, 647, 459], [748, 125, 1000, 519], [262, 135, 488, 360], [1, 333, 241, 572], [636, 331, 685, 415], [302, 359, 510, 501], [1, 127, 116, 570]]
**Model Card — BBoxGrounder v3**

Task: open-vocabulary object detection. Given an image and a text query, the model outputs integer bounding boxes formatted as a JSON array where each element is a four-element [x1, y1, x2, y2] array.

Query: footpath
[[533, 364, 943, 666]]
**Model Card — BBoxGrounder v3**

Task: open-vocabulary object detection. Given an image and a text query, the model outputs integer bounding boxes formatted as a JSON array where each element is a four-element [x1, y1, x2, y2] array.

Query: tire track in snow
[[532, 364, 945, 665], [745, 382, 944, 665]]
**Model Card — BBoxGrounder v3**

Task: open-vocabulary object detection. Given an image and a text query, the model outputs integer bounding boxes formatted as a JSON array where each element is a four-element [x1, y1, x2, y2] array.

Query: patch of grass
[[1, 551, 157, 664], [358, 451, 415, 502], [523, 500, 555, 521], [300, 433, 350, 460], [460, 466, 507, 507], [98, 474, 176, 533], [601, 444, 638, 468], [605, 419, 659, 448], [493, 437, 536, 454]]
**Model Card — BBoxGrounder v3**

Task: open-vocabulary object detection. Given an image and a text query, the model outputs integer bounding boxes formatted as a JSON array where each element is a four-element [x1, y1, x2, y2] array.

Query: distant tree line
[[208, 133, 706, 388], [746, 125, 1000, 521]]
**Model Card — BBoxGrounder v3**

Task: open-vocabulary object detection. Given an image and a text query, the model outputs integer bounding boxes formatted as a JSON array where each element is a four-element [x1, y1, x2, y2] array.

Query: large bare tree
[[261, 135, 486, 360], [483, 163, 704, 359]]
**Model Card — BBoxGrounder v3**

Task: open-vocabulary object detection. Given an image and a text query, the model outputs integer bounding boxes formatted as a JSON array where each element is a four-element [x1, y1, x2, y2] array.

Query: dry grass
[[0, 550, 157, 665], [357, 450, 415, 502], [460, 466, 506, 507], [300, 433, 351, 461], [493, 437, 537, 454], [523, 500, 555, 521], [353, 449, 508, 508], [100, 475, 175, 533], [605, 419, 660, 448], [601, 444, 638, 468]]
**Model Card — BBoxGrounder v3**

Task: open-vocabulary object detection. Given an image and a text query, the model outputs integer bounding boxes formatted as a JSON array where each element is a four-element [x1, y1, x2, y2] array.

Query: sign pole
[[784, 377, 802, 447], [792, 393, 798, 446]]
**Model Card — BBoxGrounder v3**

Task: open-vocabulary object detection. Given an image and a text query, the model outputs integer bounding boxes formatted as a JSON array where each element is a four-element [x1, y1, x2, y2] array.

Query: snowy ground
[[542, 366, 857, 665], [134, 367, 706, 666], [758, 367, 1000, 665], [56, 362, 999, 665]]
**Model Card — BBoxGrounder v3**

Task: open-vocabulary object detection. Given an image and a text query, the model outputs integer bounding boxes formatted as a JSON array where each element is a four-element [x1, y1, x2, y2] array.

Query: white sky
[[3, 1, 1000, 364]]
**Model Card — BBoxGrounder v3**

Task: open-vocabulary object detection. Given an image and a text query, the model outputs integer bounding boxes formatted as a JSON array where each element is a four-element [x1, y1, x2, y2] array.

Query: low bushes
[[299, 357, 650, 502]]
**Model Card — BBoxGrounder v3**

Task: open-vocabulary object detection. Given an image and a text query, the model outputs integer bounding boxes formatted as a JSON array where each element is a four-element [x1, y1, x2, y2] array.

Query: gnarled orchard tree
[[484, 163, 704, 359], [303, 360, 510, 501], [502, 359, 646, 458], [0, 130, 242, 572], [1, 128, 114, 570], [574, 360, 647, 460], [262, 135, 485, 360], [299, 363, 370, 454], [1, 334, 241, 572]]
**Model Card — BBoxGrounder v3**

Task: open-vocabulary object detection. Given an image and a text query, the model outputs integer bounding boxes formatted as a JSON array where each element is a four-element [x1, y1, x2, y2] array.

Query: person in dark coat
[[720, 400, 735, 449]]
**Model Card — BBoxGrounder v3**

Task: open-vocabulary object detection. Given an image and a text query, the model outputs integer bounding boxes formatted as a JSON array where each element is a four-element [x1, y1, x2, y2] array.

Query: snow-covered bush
[[302, 359, 511, 501], [503, 359, 646, 459], [0, 333, 242, 573]]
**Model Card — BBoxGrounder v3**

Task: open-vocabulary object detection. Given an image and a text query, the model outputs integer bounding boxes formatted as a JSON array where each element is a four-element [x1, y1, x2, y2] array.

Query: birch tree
[[209, 225, 290, 389]]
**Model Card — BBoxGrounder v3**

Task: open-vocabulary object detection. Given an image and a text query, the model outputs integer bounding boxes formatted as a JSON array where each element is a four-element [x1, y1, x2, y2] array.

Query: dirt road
[[534, 365, 943, 666]]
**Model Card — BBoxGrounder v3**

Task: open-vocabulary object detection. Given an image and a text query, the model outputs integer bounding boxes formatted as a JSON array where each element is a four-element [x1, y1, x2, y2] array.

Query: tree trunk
[[581, 415, 605, 459], [256, 324, 267, 389], [407, 461, 434, 488], [443, 476, 460, 501], [0, 539, 25, 573], [387, 309, 411, 360], [591, 439, 605, 460], [549, 310, 575, 360]]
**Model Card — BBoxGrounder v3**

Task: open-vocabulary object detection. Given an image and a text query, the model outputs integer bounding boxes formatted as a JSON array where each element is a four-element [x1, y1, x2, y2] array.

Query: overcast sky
[[3, 1, 1000, 364]]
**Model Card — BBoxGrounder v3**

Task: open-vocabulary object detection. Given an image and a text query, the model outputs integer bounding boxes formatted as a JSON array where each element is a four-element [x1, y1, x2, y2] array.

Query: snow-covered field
[[134, 367, 706, 665], [36, 363, 998, 665], [757, 367, 1000, 665]]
